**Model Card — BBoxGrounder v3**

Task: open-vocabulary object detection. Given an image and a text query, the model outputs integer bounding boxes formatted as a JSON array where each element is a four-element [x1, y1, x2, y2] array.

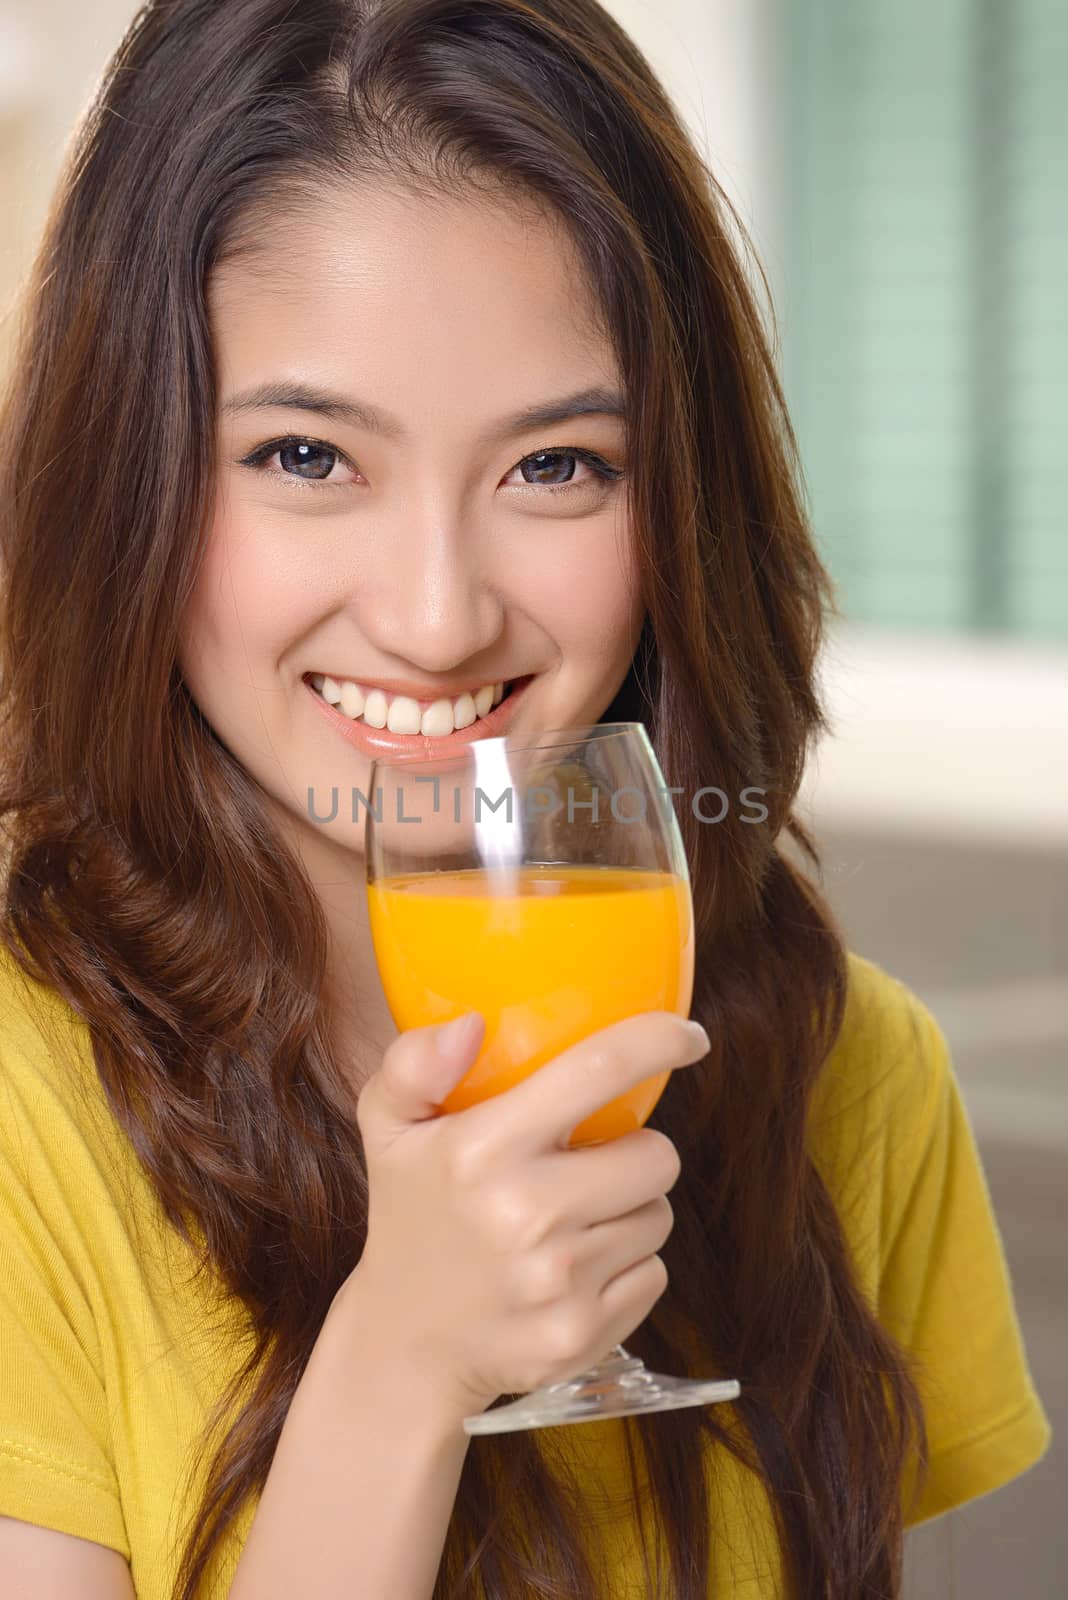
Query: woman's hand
[[336, 1009, 709, 1420]]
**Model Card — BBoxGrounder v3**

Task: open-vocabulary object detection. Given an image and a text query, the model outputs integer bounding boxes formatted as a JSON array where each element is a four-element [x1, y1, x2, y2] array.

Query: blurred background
[[0, 1, 1064, 1593]]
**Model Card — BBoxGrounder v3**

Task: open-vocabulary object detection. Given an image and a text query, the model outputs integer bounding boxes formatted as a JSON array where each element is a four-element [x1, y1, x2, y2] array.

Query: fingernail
[[684, 1020, 710, 1052], [437, 1013, 482, 1058]]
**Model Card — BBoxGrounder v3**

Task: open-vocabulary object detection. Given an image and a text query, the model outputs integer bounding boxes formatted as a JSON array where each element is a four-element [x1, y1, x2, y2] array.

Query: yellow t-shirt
[[0, 944, 1050, 1596]]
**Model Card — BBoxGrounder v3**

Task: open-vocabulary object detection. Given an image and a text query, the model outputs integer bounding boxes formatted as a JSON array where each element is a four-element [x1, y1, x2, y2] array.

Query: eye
[[238, 435, 359, 486], [504, 448, 625, 492]]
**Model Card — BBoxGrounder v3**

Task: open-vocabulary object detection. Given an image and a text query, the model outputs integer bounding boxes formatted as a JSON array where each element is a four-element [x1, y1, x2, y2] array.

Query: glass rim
[[366, 720, 651, 775]]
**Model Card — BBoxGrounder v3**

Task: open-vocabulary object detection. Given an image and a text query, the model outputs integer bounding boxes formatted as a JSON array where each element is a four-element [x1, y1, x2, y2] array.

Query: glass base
[[463, 1345, 741, 1436]]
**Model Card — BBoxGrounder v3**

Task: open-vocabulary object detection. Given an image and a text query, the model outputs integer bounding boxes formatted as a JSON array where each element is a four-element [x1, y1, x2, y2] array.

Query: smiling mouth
[[304, 673, 523, 737]]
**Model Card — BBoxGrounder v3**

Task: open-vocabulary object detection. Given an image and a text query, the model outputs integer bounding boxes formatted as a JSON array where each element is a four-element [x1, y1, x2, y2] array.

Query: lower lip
[[305, 675, 535, 760]]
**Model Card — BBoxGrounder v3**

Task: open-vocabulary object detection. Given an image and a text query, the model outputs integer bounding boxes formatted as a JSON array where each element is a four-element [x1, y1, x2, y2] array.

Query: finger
[[581, 1196, 674, 1291], [457, 1011, 708, 1158], [358, 1014, 485, 1138], [522, 1128, 683, 1229]]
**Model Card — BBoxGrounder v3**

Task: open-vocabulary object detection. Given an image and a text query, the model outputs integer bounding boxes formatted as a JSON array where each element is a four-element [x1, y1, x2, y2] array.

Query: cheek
[[517, 514, 641, 662], [177, 505, 322, 702]]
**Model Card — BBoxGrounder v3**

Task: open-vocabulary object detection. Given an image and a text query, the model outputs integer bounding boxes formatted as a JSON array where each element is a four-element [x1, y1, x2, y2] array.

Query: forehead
[[204, 184, 620, 454], [208, 183, 617, 395]]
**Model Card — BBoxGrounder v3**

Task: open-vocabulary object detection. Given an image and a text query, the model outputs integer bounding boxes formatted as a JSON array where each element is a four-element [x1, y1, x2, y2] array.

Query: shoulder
[[820, 950, 946, 1108], [812, 960, 1052, 1520], [811, 951, 948, 1147], [0, 944, 133, 1555], [0, 940, 114, 1186], [807, 951, 952, 1280], [0, 938, 88, 1063]]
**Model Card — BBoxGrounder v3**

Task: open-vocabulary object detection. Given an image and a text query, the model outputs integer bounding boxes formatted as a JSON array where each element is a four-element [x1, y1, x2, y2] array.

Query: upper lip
[[306, 672, 523, 702]]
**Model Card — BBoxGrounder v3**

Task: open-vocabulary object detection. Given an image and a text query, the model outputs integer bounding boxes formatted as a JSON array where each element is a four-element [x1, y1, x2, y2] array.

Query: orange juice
[[366, 864, 695, 1146]]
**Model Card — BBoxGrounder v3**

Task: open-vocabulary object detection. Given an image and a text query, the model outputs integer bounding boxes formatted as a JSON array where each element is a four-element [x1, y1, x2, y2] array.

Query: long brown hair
[[0, 2, 927, 1595]]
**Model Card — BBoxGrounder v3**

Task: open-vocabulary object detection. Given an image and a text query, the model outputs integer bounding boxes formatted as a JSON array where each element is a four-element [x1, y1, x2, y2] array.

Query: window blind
[[783, 0, 1067, 640]]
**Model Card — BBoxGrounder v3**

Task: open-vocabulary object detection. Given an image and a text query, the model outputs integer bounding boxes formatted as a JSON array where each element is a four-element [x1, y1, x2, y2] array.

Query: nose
[[351, 513, 506, 675]]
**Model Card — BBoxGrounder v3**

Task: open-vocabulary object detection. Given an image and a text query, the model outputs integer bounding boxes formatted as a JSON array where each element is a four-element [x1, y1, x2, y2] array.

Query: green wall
[[782, 0, 1067, 638]]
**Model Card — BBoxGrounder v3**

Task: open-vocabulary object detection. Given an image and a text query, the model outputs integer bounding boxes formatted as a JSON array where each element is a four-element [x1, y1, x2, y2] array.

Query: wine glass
[[364, 721, 740, 1434]]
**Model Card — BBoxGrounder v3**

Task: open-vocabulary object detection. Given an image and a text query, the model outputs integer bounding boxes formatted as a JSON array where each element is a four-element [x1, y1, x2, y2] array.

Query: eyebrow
[[220, 381, 627, 444]]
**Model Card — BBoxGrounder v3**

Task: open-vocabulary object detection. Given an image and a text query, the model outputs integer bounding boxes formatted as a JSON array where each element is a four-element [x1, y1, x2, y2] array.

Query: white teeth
[[363, 689, 389, 728], [386, 695, 422, 735], [338, 681, 365, 719], [453, 692, 477, 730], [312, 675, 514, 732], [421, 699, 455, 738]]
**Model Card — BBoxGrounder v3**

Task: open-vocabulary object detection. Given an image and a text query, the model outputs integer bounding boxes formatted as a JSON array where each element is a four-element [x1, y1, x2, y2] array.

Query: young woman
[[0, 2, 1050, 1597]]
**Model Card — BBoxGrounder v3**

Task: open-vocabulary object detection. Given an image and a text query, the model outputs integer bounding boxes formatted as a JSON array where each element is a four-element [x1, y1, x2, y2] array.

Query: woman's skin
[[179, 183, 644, 1085]]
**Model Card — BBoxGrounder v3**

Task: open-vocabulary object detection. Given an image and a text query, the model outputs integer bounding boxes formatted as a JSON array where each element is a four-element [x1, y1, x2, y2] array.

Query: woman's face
[[180, 183, 643, 859]]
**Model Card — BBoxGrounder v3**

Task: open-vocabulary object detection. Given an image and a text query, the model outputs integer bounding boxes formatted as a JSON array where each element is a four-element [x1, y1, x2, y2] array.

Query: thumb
[[364, 1012, 485, 1135]]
